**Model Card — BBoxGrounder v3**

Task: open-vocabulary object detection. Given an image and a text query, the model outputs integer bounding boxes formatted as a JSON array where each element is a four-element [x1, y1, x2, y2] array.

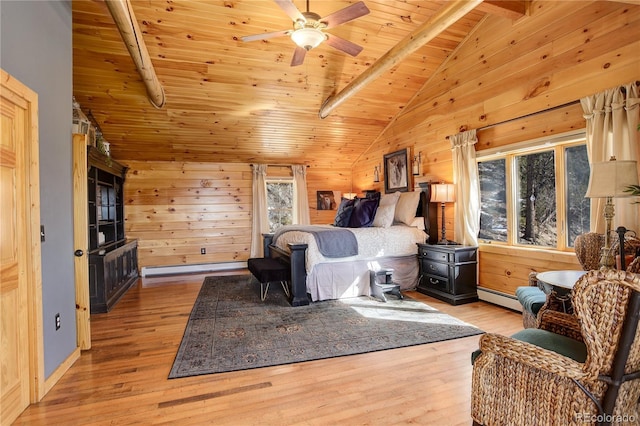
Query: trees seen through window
[[478, 135, 590, 250]]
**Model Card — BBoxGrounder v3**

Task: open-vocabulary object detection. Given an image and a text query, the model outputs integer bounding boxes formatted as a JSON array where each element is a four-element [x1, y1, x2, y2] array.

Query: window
[[478, 133, 590, 250], [266, 179, 293, 232]]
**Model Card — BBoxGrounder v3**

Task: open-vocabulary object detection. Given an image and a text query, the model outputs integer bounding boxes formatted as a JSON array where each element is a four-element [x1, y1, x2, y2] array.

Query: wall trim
[[477, 286, 522, 312], [44, 347, 80, 395], [141, 261, 248, 277]]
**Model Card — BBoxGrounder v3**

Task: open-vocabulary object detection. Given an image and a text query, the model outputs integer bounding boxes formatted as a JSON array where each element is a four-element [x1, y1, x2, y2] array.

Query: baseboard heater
[[141, 261, 247, 278], [477, 286, 522, 312]]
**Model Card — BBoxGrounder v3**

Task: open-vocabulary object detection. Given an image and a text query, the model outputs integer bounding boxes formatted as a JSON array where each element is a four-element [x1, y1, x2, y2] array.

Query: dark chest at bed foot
[[370, 269, 403, 302]]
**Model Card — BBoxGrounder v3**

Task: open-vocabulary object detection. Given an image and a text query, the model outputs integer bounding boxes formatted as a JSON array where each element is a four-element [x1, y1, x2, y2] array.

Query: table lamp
[[431, 183, 455, 245], [585, 156, 639, 268]]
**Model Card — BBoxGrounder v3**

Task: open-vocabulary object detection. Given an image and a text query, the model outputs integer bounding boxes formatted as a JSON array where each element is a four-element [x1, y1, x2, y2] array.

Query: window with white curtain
[[477, 132, 590, 249], [265, 178, 294, 232]]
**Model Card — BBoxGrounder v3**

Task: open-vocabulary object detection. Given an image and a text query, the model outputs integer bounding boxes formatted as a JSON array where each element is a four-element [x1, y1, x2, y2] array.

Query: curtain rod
[[250, 163, 310, 168], [446, 99, 581, 139]]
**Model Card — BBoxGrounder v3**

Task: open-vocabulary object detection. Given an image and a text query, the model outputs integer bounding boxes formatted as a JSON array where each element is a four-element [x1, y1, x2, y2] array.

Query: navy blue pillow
[[334, 198, 356, 227], [348, 197, 380, 228]]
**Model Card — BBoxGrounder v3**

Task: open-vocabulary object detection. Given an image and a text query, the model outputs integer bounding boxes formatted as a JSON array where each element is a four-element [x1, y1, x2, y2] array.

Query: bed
[[263, 184, 438, 306]]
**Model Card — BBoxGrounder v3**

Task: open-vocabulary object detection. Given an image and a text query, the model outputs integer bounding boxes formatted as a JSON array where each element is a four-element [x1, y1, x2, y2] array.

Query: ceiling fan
[[241, 0, 370, 66]]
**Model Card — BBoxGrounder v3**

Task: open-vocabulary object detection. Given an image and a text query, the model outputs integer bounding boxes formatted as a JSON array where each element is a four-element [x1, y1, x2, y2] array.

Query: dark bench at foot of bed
[[263, 233, 309, 307], [247, 257, 291, 301]]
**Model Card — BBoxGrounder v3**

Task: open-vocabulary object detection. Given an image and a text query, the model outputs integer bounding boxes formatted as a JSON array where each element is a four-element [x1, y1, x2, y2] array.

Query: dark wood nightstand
[[416, 243, 478, 305]]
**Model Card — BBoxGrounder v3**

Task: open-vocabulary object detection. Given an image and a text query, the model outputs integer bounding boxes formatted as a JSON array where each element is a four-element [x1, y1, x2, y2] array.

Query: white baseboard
[[141, 261, 247, 277], [477, 287, 522, 312]]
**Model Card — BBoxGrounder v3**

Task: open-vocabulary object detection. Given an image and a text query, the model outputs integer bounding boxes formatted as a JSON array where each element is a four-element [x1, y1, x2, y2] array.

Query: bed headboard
[[416, 182, 438, 244]]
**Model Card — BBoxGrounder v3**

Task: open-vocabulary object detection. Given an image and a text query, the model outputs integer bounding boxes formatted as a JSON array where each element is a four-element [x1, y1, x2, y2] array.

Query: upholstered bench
[[247, 257, 291, 301]]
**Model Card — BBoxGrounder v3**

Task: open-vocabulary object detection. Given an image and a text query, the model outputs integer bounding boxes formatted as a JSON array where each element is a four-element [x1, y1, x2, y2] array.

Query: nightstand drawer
[[422, 259, 448, 278], [422, 274, 449, 292], [418, 247, 449, 262]]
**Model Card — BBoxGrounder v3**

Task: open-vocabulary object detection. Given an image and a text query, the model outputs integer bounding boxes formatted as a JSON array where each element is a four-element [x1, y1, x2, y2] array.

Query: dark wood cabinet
[[417, 243, 478, 305], [87, 147, 138, 313], [89, 240, 138, 313]]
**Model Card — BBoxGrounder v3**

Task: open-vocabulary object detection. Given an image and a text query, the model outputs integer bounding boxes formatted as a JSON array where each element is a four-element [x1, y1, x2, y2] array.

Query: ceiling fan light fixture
[[291, 27, 326, 51]]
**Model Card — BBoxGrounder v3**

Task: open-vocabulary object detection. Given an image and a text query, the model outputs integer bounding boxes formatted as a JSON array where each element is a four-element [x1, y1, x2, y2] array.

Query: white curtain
[[581, 81, 640, 232], [250, 164, 268, 257], [450, 129, 480, 246], [292, 165, 310, 225]]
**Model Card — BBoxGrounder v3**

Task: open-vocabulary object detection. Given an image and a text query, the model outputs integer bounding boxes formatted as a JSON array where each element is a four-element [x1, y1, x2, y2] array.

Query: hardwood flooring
[[15, 271, 522, 425]]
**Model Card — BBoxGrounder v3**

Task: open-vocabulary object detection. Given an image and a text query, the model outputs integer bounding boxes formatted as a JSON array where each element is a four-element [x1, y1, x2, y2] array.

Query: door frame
[[73, 133, 91, 349], [1, 68, 45, 402]]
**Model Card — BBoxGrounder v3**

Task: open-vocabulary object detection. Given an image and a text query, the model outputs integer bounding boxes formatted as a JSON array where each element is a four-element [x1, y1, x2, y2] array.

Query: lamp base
[[598, 197, 615, 269], [437, 239, 459, 245], [599, 246, 615, 269]]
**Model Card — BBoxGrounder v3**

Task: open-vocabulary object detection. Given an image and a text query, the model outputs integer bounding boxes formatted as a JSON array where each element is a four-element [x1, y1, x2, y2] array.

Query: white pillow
[[394, 191, 421, 226], [372, 203, 395, 228], [409, 216, 426, 230], [379, 191, 401, 207]]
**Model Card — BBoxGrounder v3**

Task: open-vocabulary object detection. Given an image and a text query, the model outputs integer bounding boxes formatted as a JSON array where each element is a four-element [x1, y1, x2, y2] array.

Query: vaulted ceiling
[[72, 0, 527, 168]]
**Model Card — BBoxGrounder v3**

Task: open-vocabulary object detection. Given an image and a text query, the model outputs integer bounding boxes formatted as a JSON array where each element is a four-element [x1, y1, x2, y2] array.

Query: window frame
[[477, 131, 588, 252], [265, 177, 296, 232]]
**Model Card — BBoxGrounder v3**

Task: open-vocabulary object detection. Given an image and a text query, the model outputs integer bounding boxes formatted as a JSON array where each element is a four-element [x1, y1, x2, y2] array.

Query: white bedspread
[[272, 224, 427, 275]]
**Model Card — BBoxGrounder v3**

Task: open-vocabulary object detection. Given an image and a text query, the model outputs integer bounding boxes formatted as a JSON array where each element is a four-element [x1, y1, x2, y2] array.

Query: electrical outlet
[[55, 313, 61, 330], [201, 248, 206, 255]]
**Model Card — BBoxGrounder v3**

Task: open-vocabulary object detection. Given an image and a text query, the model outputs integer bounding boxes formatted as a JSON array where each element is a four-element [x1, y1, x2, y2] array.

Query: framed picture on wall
[[384, 148, 410, 193], [316, 191, 340, 210]]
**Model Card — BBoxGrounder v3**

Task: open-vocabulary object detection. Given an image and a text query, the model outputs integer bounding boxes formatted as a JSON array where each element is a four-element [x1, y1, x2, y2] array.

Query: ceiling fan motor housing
[[292, 11, 327, 50]]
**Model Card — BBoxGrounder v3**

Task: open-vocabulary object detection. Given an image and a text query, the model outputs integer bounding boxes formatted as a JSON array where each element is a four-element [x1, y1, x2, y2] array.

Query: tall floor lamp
[[431, 183, 456, 245], [585, 156, 638, 268]]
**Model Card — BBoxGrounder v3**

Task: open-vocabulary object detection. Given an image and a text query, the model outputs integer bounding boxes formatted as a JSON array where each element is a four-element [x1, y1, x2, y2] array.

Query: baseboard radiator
[[141, 261, 247, 277], [477, 286, 522, 312]]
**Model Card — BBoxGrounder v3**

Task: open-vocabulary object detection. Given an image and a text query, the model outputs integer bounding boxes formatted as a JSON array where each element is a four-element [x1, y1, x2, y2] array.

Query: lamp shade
[[586, 159, 639, 198], [431, 183, 455, 203], [290, 28, 326, 51]]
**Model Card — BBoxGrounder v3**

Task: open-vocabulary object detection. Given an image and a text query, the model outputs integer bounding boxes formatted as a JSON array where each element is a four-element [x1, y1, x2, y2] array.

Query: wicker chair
[[574, 232, 605, 270], [574, 228, 640, 271], [516, 272, 547, 329], [472, 269, 640, 425], [518, 230, 638, 329], [516, 233, 602, 329]]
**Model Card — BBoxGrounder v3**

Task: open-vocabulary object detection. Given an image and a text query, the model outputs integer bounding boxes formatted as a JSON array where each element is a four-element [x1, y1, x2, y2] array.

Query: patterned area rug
[[169, 274, 484, 378]]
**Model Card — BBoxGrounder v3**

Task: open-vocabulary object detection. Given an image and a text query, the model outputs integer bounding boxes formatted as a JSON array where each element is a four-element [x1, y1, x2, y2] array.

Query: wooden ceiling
[[72, 0, 525, 168]]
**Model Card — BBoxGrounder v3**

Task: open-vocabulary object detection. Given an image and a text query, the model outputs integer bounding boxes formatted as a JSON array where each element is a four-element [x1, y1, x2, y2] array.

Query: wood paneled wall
[[351, 0, 640, 296], [124, 162, 350, 269]]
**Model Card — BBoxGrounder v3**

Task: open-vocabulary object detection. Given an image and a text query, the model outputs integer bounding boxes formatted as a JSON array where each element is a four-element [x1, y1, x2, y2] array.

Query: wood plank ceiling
[[72, 0, 521, 169]]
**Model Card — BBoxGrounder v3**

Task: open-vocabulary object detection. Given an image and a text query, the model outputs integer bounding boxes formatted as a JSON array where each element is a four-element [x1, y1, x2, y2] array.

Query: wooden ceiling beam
[[603, 0, 640, 5], [318, 0, 483, 119], [476, 1, 529, 21], [104, 0, 166, 109]]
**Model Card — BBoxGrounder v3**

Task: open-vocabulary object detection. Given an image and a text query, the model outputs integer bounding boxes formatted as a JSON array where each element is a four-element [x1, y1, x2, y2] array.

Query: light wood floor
[[15, 270, 522, 425]]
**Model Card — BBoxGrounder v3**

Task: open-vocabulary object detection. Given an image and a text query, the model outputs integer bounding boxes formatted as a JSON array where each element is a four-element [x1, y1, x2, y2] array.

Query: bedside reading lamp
[[431, 183, 455, 245], [585, 156, 638, 268]]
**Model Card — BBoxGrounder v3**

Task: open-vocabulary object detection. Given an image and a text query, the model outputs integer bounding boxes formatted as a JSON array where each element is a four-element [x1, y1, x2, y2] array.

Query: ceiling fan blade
[[321, 1, 370, 29], [241, 29, 291, 43], [290, 46, 307, 66], [273, 0, 305, 23], [324, 34, 363, 57]]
